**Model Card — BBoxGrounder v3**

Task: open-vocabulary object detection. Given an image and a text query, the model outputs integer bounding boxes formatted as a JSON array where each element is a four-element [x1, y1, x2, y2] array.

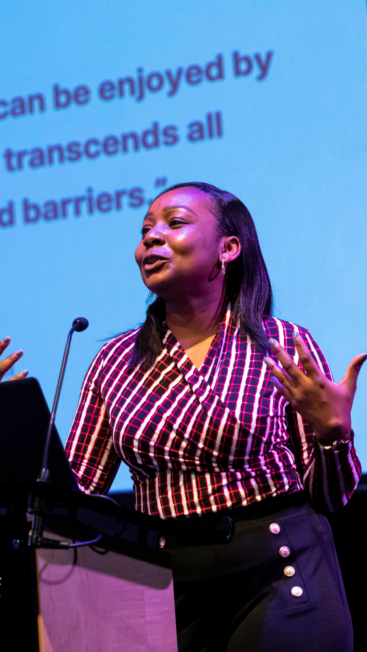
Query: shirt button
[[279, 546, 291, 558], [159, 536, 166, 549], [284, 566, 295, 577], [291, 586, 303, 598], [269, 523, 280, 534]]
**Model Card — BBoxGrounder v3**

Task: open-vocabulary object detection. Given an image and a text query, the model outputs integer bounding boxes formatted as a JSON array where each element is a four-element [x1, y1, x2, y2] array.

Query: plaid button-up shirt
[[65, 308, 361, 517]]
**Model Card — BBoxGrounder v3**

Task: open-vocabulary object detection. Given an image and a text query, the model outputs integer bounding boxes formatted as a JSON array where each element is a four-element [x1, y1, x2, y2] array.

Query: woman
[[3, 182, 365, 650]]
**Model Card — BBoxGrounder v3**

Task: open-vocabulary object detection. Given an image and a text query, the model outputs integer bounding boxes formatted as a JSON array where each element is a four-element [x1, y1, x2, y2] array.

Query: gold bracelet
[[317, 436, 351, 451]]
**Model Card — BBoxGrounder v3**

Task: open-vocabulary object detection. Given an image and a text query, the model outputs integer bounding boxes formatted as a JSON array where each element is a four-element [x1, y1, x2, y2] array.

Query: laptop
[[0, 377, 78, 491]]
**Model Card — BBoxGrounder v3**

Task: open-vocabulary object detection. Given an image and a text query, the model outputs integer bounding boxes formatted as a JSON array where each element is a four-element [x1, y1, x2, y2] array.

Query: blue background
[[1, 0, 367, 490]]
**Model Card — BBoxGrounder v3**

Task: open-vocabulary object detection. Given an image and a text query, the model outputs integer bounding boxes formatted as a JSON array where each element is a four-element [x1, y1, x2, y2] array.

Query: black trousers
[[167, 494, 353, 652]]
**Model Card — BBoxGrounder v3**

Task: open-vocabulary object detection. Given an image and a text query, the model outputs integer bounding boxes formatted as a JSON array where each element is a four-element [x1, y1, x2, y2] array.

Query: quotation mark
[[146, 177, 168, 204], [155, 177, 167, 187]]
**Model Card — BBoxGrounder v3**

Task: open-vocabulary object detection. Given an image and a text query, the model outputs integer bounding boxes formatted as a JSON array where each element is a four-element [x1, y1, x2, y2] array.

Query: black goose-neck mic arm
[[39, 317, 89, 482], [29, 317, 88, 548]]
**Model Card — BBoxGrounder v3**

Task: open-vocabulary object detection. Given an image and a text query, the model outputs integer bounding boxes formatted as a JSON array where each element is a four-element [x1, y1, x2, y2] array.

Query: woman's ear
[[221, 236, 241, 263]]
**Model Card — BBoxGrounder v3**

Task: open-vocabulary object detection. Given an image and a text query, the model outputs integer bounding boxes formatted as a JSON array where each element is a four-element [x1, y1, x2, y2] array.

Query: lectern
[[0, 379, 178, 651]]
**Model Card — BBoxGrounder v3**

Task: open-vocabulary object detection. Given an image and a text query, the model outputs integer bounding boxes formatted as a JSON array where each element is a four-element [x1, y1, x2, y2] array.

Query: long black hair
[[130, 182, 272, 367]]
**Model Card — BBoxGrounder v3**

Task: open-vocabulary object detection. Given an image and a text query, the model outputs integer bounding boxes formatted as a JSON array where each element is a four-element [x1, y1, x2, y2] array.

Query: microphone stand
[[28, 317, 89, 547]]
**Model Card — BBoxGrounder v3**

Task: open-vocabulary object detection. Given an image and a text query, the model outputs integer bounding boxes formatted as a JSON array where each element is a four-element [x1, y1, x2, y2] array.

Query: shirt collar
[[161, 304, 237, 374]]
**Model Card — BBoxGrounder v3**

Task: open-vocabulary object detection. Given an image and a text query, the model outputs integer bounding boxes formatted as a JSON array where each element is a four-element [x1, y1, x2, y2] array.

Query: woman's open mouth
[[143, 254, 169, 271]]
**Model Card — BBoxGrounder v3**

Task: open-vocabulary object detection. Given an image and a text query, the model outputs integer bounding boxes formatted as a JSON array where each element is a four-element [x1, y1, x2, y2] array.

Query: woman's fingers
[[293, 333, 319, 376], [265, 337, 301, 388], [270, 374, 293, 403], [340, 353, 367, 395], [264, 356, 294, 390], [265, 330, 321, 398], [0, 349, 24, 381], [0, 339, 28, 382], [0, 336, 11, 356], [8, 370, 29, 381]]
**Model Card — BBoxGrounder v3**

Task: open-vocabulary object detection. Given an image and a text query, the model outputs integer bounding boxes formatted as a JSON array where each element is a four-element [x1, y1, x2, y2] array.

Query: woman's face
[[135, 187, 239, 303]]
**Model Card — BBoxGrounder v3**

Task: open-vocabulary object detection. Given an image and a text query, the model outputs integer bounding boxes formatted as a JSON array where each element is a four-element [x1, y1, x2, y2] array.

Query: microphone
[[72, 317, 89, 333], [29, 317, 89, 547]]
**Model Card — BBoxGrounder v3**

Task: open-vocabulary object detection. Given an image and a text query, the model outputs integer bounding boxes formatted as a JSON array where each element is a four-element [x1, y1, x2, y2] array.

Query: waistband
[[221, 490, 308, 522], [162, 490, 308, 549]]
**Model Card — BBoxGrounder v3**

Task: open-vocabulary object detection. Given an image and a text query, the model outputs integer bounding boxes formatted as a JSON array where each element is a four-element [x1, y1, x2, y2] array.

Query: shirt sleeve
[[285, 327, 361, 511], [65, 346, 121, 494]]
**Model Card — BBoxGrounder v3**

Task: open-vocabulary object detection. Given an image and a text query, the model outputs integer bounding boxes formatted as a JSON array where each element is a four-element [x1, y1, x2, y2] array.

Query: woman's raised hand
[[0, 337, 28, 382], [265, 331, 367, 445]]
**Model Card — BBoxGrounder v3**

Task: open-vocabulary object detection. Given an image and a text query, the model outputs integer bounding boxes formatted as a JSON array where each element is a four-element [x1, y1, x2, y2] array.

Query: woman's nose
[[144, 225, 166, 246]]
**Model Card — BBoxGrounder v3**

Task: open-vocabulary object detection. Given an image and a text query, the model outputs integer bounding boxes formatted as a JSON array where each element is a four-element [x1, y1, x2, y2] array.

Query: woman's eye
[[141, 226, 150, 235], [170, 219, 185, 227]]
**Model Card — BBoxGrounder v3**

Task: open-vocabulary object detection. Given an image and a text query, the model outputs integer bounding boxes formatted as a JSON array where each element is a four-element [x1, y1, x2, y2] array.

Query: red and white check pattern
[[66, 309, 361, 517]]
